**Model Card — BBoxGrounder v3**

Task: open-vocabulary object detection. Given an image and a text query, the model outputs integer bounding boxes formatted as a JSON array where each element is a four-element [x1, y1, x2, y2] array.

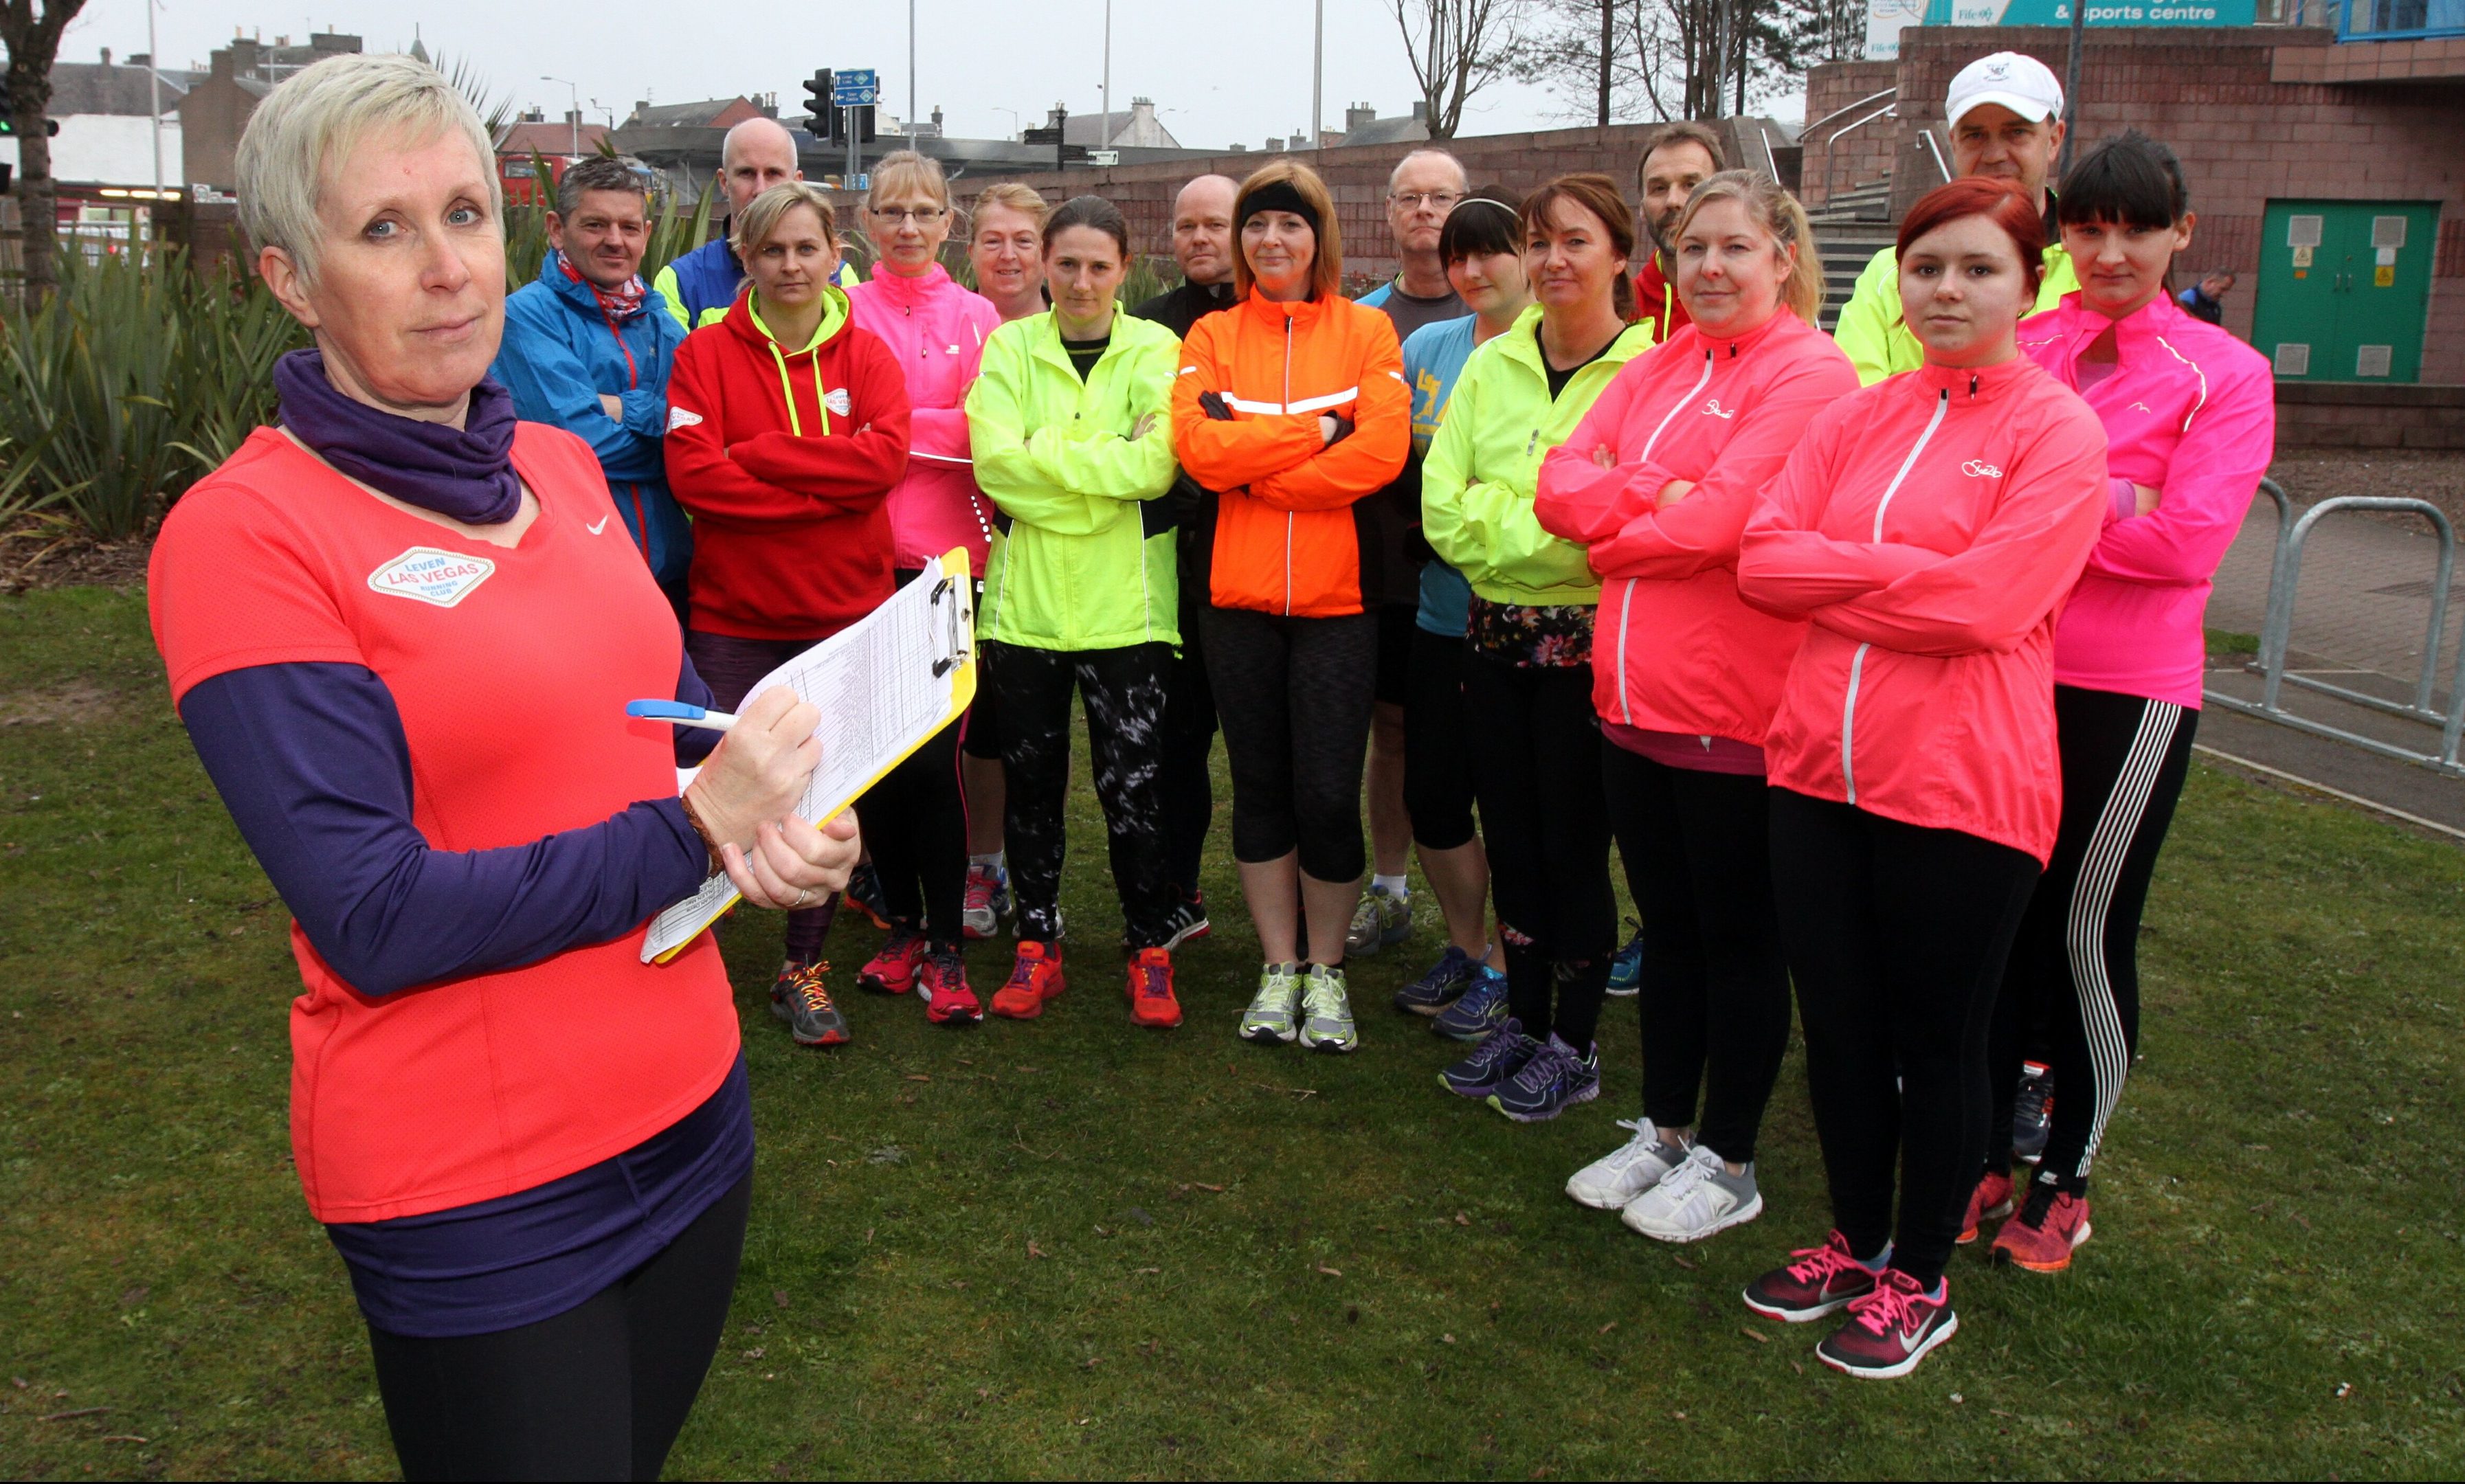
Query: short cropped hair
[[554, 155, 647, 218], [1637, 120, 1727, 190], [1388, 147, 1469, 195], [1438, 189, 1522, 264], [236, 52, 500, 285], [1231, 160, 1343, 300], [973, 181, 1049, 232], [1898, 178, 2049, 297], [731, 181, 839, 263]]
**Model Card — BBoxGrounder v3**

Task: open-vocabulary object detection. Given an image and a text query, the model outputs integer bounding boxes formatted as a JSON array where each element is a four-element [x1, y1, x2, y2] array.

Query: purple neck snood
[[275, 349, 522, 524]]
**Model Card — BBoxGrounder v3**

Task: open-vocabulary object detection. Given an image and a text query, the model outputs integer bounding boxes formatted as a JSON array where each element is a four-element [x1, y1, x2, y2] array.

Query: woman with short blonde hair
[[157, 51, 856, 1478], [970, 181, 1050, 323]]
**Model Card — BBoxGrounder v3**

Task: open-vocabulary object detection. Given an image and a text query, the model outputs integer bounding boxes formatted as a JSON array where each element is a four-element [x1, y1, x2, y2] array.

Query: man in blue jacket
[[493, 155, 693, 614]]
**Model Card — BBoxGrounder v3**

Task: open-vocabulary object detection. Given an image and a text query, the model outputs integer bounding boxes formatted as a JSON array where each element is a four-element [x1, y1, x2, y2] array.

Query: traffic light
[[803, 71, 832, 140]]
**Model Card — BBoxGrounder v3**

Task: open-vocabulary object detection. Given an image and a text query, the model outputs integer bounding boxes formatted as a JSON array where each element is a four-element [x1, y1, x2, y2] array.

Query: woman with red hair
[[1730, 179, 2108, 1380]]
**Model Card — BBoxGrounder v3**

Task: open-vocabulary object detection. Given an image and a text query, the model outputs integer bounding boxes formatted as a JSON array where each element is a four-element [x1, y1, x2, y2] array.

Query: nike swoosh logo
[[587, 517, 610, 535]]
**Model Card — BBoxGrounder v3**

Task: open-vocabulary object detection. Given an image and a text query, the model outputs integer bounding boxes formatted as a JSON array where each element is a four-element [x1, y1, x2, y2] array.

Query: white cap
[[1945, 52, 2064, 128]]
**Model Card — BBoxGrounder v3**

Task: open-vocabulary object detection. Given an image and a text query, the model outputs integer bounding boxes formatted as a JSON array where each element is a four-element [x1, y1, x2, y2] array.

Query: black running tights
[[1988, 686, 2196, 1195], [1768, 790, 2040, 1288], [683, 630, 838, 961], [1201, 604, 1376, 884], [986, 639, 1176, 948], [366, 1174, 751, 1482], [1602, 746, 1790, 1165], [1465, 652, 1614, 1048], [1161, 551, 1219, 896]]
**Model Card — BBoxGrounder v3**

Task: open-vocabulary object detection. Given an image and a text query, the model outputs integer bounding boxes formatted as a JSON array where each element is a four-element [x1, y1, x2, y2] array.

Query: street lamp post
[[541, 74, 581, 157]]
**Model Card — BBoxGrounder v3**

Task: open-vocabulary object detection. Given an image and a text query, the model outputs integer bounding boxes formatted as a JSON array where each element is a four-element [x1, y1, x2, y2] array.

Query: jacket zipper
[[1283, 315, 1295, 616], [1614, 350, 1716, 725], [1840, 387, 1950, 804]]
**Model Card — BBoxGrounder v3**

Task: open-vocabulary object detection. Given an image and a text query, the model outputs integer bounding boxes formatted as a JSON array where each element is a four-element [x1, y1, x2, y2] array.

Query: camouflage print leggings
[[984, 640, 1176, 949]]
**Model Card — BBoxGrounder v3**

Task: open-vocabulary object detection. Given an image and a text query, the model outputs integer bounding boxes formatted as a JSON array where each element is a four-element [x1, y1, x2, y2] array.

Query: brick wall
[[2275, 383, 2465, 447], [1803, 26, 2465, 381], [1803, 60, 1900, 206]]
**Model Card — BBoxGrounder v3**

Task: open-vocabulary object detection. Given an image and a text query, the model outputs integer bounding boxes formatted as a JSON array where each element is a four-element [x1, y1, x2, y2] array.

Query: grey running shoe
[[1488, 1034, 1601, 1123], [770, 960, 849, 1047], [2014, 1061, 2053, 1165], [1394, 944, 1481, 1016], [1565, 1118, 1693, 1210], [1622, 1144, 1765, 1242], [1344, 884, 1411, 956], [1297, 963, 1359, 1053], [1240, 963, 1302, 1046]]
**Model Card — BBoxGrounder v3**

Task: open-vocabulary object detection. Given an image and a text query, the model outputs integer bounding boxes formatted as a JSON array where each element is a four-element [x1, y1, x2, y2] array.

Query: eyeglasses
[[1389, 191, 1462, 211], [872, 207, 947, 223]]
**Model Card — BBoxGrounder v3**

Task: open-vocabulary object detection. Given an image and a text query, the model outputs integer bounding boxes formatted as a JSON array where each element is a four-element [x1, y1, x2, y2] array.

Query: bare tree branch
[[1390, 0, 1529, 140]]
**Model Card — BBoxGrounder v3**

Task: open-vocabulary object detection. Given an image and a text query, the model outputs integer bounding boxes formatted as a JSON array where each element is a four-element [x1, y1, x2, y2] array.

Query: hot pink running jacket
[[1738, 357, 2109, 864], [2018, 292, 2276, 708], [849, 262, 1004, 572], [1535, 312, 1860, 747]]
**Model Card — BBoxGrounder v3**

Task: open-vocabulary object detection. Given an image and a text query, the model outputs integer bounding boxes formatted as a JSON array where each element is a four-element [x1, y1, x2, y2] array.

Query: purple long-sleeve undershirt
[[177, 655, 721, 996]]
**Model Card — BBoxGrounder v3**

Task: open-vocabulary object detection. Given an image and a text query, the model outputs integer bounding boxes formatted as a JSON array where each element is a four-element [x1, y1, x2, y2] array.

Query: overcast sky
[[60, 0, 1803, 149]]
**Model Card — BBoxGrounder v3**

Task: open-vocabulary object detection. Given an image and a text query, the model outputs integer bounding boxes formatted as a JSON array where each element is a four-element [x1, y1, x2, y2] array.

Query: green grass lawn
[[3, 582, 2462, 1479]]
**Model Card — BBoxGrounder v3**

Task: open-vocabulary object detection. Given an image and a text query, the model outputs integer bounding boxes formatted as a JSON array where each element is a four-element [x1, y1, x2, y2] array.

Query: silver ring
[[792, 886, 812, 908]]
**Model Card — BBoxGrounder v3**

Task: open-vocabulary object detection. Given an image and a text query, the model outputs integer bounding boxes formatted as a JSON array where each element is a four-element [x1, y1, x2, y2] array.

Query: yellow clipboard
[[643, 546, 978, 963]]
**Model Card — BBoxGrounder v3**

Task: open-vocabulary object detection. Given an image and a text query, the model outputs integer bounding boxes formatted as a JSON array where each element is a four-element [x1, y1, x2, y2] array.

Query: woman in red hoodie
[[1533, 171, 1858, 1244], [666, 182, 911, 1047], [1730, 179, 2108, 1380]]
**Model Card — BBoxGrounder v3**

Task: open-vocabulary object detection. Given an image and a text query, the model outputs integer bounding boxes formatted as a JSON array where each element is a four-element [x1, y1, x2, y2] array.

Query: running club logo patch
[[367, 547, 498, 609], [825, 387, 853, 417], [1961, 459, 2005, 479], [667, 407, 704, 431]]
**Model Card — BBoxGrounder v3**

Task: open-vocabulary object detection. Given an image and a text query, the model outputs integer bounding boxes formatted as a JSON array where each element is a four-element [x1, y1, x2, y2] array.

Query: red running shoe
[[1957, 1168, 2014, 1245], [1126, 947, 1181, 1028], [991, 941, 1067, 1020], [1816, 1268, 1958, 1380], [858, 927, 927, 995], [1741, 1230, 1884, 1324], [917, 946, 980, 1026], [1992, 1188, 2093, 1273]]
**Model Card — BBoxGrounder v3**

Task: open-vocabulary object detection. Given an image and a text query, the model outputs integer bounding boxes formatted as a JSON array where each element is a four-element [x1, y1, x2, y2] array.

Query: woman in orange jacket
[[1171, 161, 1411, 1053]]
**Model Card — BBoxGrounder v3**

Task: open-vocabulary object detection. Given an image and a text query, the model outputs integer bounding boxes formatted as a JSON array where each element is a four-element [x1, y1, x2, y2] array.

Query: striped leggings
[[1989, 686, 2198, 1195]]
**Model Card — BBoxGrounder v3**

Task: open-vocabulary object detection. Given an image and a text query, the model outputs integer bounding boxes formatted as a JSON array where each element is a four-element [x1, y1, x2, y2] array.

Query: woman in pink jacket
[[1972, 133, 2274, 1273], [844, 150, 1004, 1023], [1731, 179, 2108, 1381], [1533, 172, 1858, 1244]]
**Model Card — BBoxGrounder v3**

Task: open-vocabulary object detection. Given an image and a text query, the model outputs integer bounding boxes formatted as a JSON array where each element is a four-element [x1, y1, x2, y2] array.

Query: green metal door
[[2253, 200, 2439, 383]]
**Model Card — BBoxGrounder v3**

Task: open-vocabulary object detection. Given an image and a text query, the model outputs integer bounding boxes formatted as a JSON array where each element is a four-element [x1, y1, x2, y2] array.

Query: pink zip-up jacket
[[1534, 312, 1859, 747], [848, 262, 1004, 572], [1737, 357, 2108, 864], [2018, 292, 2275, 708]]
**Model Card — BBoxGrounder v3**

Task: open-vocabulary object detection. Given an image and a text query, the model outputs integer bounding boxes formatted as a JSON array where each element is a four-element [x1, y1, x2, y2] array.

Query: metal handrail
[[1920, 127, 1950, 186], [1804, 88, 1897, 141], [2209, 485, 2464, 777], [1820, 102, 1899, 207]]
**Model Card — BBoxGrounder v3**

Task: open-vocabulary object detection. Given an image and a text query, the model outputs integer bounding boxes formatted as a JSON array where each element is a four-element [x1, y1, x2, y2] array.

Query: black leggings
[[1161, 556, 1218, 895], [684, 630, 838, 962], [367, 1174, 751, 1482], [1603, 746, 1790, 1165], [1989, 686, 2197, 1194], [1403, 626, 1478, 852], [987, 639, 1176, 948], [1201, 604, 1376, 884], [1768, 790, 2040, 1288], [1465, 652, 1615, 1048]]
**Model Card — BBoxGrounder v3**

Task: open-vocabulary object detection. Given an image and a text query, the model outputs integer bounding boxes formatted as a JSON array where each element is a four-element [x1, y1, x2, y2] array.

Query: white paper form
[[643, 552, 974, 962]]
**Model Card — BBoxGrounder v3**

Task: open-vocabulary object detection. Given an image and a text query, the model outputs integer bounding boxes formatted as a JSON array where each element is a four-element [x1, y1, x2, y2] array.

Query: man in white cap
[[1831, 50, 2081, 384]]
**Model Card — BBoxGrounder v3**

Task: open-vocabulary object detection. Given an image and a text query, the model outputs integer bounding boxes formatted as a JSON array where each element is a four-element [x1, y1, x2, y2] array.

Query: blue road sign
[[832, 69, 878, 106]]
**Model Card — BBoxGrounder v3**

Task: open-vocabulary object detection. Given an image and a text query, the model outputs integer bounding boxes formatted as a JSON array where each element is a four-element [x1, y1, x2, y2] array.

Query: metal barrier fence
[[2206, 477, 2465, 776]]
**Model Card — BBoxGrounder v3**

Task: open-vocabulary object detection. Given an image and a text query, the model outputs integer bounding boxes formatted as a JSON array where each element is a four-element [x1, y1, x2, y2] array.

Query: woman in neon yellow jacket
[[1422, 173, 1658, 1125], [966, 195, 1188, 1028]]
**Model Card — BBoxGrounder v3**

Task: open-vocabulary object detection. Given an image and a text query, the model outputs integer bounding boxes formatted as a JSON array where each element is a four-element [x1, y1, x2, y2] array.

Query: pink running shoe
[[1958, 1169, 2014, 1246], [858, 927, 928, 995], [1992, 1189, 2093, 1273], [1816, 1268, 1959, 1380], [917, 946, 981, 1026], [1741, 1230, 1884, 1324]]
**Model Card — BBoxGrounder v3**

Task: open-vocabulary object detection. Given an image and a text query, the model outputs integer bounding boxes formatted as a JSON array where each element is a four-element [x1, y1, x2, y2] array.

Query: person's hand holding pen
[[669, 686, 862, 910]]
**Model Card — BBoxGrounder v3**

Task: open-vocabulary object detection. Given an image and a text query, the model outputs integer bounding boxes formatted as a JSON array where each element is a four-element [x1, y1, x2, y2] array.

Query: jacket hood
[[722, 282, 854, 359]]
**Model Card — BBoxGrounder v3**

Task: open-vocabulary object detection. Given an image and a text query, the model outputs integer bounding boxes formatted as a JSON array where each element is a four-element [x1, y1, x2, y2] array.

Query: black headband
[[1238, 180, 1321, 238]]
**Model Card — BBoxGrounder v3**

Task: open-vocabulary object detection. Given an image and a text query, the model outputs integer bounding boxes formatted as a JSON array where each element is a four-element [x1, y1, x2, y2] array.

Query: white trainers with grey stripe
[[1621, 1143, 1764, 1242], [1564, 1118, 1692, 1211]]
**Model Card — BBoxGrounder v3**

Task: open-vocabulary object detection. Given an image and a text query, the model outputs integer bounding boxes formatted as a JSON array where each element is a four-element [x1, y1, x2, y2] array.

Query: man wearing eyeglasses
[[1347, 146, 1468, 960]]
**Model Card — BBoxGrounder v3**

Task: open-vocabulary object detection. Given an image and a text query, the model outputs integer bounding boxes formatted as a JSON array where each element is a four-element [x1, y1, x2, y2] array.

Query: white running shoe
[[1622, 1143, 1764, 1243], [1564, 1118, 1692, 1210]]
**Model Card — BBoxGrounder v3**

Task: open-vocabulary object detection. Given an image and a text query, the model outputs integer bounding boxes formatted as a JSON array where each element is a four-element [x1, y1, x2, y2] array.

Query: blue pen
[[627, 699, 741, 732]]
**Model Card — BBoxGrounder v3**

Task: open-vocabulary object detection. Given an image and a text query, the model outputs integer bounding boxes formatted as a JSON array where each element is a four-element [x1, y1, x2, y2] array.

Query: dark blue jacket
[[492, 254, 693, 594]]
